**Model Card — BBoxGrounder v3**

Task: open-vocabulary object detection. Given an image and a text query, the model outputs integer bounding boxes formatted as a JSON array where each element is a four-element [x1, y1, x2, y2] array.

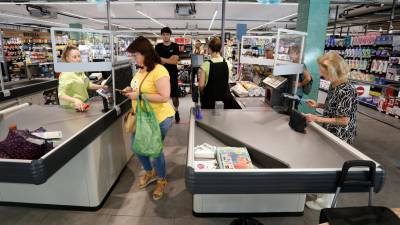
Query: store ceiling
[[0, 1, 398, 37], [0, 1, 298, 37]]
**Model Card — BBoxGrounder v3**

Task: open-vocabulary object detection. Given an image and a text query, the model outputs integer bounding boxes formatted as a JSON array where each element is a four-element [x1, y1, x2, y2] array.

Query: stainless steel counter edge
[[185, 109, 385, 195], [0, 99, 131, 185]]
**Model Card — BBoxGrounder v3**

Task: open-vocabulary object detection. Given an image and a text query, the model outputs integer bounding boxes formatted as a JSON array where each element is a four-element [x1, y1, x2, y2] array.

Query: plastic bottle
[[195, 104, 203, 120], [378, 60, 384, 73], [382, 61, 389, 73], [370, 60, 377, 73]]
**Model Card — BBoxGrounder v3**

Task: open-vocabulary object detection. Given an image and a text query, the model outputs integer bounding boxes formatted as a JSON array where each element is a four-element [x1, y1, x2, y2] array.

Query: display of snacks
[[2, 30, 56, 80], [386, 67, 400, 81], [349, 71, 376, 82], [241, 36, 275, 59], [0, 32, 4, 62]]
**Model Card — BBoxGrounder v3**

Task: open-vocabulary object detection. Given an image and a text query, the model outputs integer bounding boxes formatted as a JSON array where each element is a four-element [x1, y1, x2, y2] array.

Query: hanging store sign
[[236, 24, 247, 42]]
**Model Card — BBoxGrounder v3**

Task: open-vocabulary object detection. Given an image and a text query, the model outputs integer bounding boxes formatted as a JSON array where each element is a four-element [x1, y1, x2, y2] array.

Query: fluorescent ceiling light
[[0, 13, 69, 27], [60, 11, 107, 24], [137, 10, 166, 27], [248, 13, 297, 31], [116, 24, 135, 31], [208, 10, 218, 31], [60, 11, 135, 31]]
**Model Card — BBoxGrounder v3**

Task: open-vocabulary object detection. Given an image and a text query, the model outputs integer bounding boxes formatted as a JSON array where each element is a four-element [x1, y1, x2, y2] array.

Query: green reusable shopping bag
[[132, 95, 163, 157]]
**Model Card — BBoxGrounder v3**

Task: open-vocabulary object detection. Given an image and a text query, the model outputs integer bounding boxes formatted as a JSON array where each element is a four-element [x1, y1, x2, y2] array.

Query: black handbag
[[288, 109, 307, 133], [319, 160, 400, 225]]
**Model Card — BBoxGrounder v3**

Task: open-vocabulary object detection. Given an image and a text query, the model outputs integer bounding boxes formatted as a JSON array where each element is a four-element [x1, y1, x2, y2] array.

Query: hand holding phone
[[114, 88, 127, 94]]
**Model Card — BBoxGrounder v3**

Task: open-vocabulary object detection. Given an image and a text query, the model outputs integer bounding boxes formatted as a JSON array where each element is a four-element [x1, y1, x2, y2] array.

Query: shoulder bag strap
[[138, 71, 150, 93], [138, 69, 153, 99]]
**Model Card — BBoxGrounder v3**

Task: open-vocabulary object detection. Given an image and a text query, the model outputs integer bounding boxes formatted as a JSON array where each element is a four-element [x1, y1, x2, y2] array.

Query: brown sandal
[[153, 179, 167, 200], [138, 170, 157, 189]]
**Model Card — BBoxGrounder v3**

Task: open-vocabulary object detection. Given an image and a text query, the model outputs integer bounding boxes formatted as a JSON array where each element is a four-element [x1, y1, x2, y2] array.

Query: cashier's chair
[[319, 160, 400, 225]]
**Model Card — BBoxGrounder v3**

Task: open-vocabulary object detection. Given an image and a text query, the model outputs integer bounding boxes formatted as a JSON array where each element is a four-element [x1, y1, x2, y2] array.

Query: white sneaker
[[306, 200, 324, 211]]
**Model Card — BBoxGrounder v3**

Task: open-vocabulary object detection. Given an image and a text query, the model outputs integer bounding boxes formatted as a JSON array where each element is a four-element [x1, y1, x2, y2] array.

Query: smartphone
[[114, 88, 127, 93]]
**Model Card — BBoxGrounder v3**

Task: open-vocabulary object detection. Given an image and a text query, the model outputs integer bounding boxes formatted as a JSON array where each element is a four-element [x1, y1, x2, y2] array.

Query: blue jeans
[[132, 116, 173, 179]]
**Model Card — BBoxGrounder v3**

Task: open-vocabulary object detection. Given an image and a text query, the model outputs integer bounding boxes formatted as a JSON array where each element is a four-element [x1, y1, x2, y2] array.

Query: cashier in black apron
[[198, 37, 235, 109]]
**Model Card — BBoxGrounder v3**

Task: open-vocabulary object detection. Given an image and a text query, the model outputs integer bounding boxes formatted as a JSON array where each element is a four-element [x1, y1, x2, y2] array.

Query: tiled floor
[[0, 97, 399, 225]]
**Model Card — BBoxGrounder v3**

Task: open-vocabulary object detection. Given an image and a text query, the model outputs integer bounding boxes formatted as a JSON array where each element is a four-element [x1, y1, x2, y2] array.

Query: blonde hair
[[317, 52, 349, 82], [61, 45, 79, 62]]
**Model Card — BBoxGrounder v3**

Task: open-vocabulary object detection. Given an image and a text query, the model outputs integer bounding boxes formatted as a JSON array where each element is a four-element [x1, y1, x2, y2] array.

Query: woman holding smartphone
[[304, 52, 358, 211], [122, 37, 175, 200]]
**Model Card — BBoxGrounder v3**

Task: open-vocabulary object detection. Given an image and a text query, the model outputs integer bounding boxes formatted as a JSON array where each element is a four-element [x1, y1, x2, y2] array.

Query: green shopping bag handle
[[136, 94, 152, 113]]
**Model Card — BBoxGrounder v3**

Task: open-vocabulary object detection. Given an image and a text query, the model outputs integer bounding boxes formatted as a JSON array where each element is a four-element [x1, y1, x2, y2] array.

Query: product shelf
[[357, 99, 378, 109]]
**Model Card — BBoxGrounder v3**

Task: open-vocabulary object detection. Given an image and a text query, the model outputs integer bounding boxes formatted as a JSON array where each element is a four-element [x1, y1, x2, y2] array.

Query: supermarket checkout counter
[[186, 109, 385, 215], [0, 78, 58, 104], [0, 96, 132, 208]]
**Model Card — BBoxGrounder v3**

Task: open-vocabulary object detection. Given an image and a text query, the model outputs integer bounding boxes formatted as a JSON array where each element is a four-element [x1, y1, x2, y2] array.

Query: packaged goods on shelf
[[378, 96, 400, 117], [319, 79, 331, 91], [2, 30, 55, 80], [349, 71, 375, 82], [386, 67, 400, 81]]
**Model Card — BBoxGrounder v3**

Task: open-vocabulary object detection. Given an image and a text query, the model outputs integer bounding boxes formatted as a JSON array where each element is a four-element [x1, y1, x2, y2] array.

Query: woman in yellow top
[[122, 37, 175, 200], [58, 46, 105, 111]]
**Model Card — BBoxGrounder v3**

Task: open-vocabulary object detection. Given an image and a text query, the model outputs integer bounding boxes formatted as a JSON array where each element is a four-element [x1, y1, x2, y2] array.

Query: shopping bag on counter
[[132, 95, 163, 158], [0, 127, 53, 160]]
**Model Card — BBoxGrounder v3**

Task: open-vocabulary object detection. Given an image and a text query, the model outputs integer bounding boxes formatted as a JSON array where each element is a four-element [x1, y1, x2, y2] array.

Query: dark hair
[[61, 45, 79, 62], [208, 37, 222, 53], [161, 27, 172, 35], [127, 36, 160, 72]]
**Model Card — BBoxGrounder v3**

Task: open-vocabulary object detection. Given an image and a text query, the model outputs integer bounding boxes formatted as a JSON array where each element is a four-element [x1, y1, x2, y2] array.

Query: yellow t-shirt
[[131, 64, 175, 123]]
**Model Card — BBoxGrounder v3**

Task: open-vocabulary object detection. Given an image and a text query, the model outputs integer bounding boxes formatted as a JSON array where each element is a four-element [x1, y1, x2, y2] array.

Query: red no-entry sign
[[356, 86, 365, 96]]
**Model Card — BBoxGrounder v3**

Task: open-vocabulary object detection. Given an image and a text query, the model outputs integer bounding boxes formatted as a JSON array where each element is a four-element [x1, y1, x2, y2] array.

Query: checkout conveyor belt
[[186, 109, 385, 195], [0, 97, 131, 185], [233, 97, 270, 110]]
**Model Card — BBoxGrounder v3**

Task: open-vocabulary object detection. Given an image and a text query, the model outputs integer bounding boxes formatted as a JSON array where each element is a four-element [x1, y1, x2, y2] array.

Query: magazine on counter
[[216, 147, 254, 169]]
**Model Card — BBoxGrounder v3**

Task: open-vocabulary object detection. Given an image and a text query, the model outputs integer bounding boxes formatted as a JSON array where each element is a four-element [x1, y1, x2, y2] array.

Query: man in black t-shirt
[[155, 27, 180, 123]]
